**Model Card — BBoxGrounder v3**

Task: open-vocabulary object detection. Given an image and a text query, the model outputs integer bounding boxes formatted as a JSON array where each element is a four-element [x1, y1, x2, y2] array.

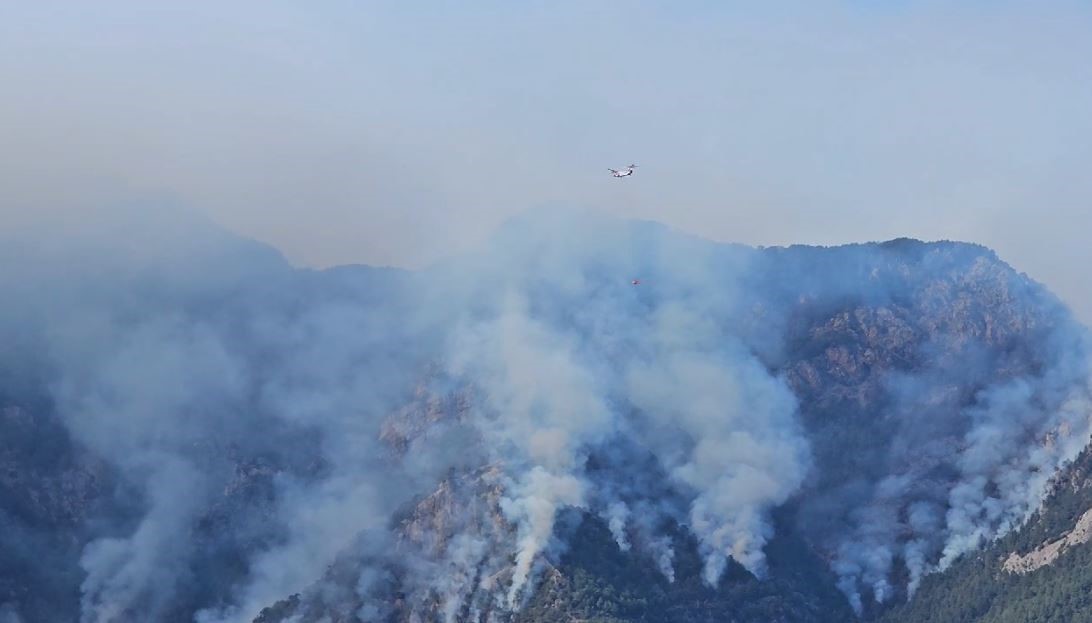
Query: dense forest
[[516, 512, 854, 623], [513, 446, 1092, 623], [880, 446, 1092, 623]]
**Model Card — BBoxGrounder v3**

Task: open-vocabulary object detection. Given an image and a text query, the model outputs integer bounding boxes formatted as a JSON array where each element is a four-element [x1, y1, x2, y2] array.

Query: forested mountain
[[2, 210, 1089, 622], [881, 445, 1092, 623]]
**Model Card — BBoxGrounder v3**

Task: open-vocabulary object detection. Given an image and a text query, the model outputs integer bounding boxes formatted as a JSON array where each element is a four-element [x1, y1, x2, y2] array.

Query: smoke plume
[[1, 206, 1089, 622]]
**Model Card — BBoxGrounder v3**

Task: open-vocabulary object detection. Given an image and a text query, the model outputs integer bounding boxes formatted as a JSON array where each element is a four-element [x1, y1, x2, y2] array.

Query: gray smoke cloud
[[51, 324, 222, 620], [417, 212, 814, 610], [940, 355, 1092, 564], [800, 255, 1092, 613], [1, 205, 447, 622], [448, 297, 612, 605], [2, 204, 1090, 621], [623, 309, 809, 582]]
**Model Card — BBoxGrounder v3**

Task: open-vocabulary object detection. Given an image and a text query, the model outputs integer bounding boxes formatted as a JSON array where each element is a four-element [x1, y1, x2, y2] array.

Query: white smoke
[[625, 303, 810, 583], [603, 501, 632, 552], [79, 458, 205, 622], [904, 501, 942, 596], [829, 325, 1092, 610], [939, 373, 1092, 568], [0, 604, 23, 623], [196, 475, 395, 623], [447, 295, 613, 606], [7, 206, 1092, 622], [49, 318, 247, 621]]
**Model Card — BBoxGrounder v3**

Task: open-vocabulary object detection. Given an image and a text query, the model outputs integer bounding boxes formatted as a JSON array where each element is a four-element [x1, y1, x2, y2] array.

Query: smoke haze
[[3, 3, 1092, 620], [2, 205, 1090, 621], [2, 2, 1092, 322]]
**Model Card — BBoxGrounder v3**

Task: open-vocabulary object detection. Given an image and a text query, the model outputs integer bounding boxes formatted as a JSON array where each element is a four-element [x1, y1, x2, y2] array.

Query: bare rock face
[[0, 402, 110, 622], [999, 444, 1092, 576], [878, 442, 1092, 623], [1002, 507, 1092, 574], [0, 405, 107, 527], [380, 380, 476, 455]]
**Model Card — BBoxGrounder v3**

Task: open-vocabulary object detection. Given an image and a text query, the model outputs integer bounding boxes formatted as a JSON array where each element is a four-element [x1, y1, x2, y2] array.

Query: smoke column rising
[[1, 206, 1090, 621]]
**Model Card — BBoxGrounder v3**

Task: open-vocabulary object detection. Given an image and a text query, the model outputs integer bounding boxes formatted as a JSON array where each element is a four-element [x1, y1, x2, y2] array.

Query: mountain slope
[[1, 212, 1089, 623], [880, 446, 1092, 623], [249, 229, 1091, 622]]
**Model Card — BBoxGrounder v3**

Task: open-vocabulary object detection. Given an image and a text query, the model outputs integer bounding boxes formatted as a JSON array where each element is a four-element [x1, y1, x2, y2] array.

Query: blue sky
[[3, 1, 1092, 319]]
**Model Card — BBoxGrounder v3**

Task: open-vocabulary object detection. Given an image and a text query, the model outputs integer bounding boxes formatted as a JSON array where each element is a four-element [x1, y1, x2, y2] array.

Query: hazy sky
[[3, 2, 1091, 320]]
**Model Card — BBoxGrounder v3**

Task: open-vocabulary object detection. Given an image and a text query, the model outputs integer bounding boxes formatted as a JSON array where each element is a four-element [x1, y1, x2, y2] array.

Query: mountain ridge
[[1, 212, 1089, 622]]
